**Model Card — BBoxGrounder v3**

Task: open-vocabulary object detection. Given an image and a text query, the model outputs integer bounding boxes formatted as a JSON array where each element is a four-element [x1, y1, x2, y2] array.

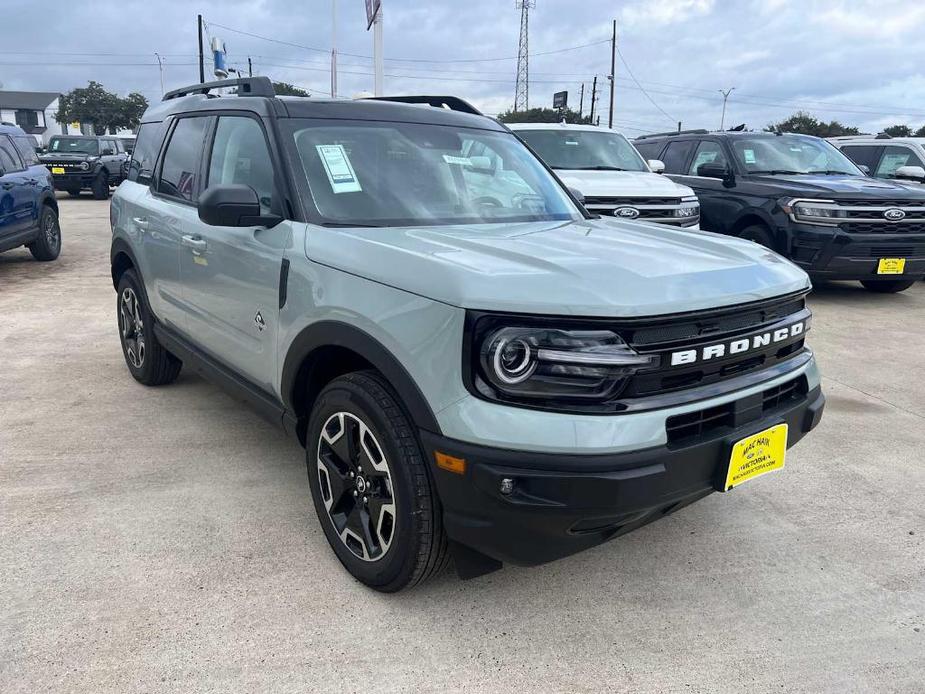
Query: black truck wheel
[[91, 171, 110, 200], [306, 371, 449, 592], [28, 205, 62, 261]]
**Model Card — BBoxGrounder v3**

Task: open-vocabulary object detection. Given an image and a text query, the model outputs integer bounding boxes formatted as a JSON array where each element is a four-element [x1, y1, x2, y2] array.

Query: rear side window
[[876, 146, 925, 178], [157, 117, 209, 202], [0, 136, 24, 172], [840, 145, 881, 172], [661, 140, 696, 174], [12, 136, 39, 165], [128, 123, 165, 184], [207, 116, 275, 213]]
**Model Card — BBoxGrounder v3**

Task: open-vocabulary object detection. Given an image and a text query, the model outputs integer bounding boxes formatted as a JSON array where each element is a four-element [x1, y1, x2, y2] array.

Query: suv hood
[[556, 169, 694, 198], [307, 218, 809, 317], [743, 173, 925, 199]]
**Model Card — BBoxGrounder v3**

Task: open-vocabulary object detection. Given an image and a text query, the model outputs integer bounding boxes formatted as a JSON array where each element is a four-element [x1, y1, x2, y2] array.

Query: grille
[[843, 222, 925, 234], [835, 199, 925, 208], [666, 376, 807, 444], [584, 196, 681, 207], [845, 209, 925, 220]]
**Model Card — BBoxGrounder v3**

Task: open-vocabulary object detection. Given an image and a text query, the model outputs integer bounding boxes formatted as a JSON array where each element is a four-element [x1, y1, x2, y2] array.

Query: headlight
[[80, 161, 90, 170], [674, 204, 700, 218], [471, 322, 659, 408], [781, 198, 847, 225]]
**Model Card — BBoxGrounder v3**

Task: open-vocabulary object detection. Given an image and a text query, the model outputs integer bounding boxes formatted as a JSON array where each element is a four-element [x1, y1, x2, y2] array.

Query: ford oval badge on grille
[[884, 208, 906, 221], [614, 206, 640, 219]]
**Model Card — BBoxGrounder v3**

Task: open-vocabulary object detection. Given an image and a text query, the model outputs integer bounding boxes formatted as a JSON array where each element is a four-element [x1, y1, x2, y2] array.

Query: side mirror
[[198, 184, 282, 228], [858, 164, 871, 175], [895, 165, 925, 181], [648, 159, 665, 174], [568, 187, 585, 205], [698, 162, 733, 182]]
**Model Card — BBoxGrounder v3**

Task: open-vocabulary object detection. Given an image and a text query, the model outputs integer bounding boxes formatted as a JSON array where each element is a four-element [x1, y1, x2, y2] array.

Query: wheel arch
[[730, 211, 782, 249], [110, 237, 139, 290], [39, 191, 58, 216], [281, 321, 442, 445]]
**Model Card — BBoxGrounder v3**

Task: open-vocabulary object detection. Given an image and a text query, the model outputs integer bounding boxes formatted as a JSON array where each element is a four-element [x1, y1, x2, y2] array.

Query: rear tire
[[306, 371, 449, 592], [860, 279, 918, 293], [739, 224, 776, 250], [116, 269, 182, 385], [91, 171, 109, 200], [28, 205, 61, 261]]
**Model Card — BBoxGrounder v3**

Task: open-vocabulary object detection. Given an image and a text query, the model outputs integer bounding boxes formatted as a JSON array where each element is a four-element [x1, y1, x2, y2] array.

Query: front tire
[[739, 224, 776, 250], [28, 205, 61, 261], [91, 171, 110, 200], [116, 269, 182, 385], [860, 279, 918, 293], [306, 371, 448, 592]]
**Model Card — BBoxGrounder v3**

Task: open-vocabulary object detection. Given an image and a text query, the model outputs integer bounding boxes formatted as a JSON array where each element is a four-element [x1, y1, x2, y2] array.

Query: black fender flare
[[110, 237, 141, 289], [281, 321, 442, 435], [38, 190, 58, 214]]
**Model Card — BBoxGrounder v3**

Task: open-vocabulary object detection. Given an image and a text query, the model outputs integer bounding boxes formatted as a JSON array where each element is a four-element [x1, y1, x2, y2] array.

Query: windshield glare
[[48, 137, 99, 155], [732, 135, 861, 175], [288, 120, 583, 227], [515, 128, 648, 172]]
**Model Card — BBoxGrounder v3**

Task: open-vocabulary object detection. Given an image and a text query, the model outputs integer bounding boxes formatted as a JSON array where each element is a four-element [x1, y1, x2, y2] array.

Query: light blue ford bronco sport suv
[[110, 78, 825, 592]]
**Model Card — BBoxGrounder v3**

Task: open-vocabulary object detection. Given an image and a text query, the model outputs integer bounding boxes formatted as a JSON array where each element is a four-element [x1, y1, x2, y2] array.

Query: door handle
[[181, 235, 208, 254], [132, 217, 149, 231]]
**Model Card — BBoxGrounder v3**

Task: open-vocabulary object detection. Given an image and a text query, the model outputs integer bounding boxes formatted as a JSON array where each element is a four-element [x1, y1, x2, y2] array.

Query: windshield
[[286, 120, 583, 227], [731, 135, 862, 176], [515, 128, 648, 172], [48, 137, 99, 155]]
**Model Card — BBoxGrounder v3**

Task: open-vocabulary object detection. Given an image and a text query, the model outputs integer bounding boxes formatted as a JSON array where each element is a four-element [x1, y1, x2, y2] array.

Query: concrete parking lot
[[1, 196, 923, 693]]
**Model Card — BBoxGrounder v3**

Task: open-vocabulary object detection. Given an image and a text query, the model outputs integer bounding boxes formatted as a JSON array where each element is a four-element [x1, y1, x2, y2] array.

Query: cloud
[[621, 0, 716, 26]]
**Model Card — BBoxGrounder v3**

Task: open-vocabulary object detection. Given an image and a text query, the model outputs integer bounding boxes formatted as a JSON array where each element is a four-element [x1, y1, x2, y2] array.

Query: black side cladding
[[278, 258, 290, 309]]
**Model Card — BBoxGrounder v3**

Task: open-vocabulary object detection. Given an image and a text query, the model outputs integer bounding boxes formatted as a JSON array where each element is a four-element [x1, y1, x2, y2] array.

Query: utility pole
[[589, 75, 598, 124], [608, 19, 616, 129], [514, 1, 535, 111], [331, 0, 338, 97], [154, 52, 165, 96], [248, 57, 253, 77], [197, 14, 205, 83], [578, 82, 585, 119], [719, 87, 735, 130], [373, 2, 384, 96]]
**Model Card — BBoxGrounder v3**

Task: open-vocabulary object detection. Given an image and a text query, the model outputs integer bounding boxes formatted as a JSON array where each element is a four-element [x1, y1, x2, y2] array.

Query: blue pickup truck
[[0, 123, 61, 261]]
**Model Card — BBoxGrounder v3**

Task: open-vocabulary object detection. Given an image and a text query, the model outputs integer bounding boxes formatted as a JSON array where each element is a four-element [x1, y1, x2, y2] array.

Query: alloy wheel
[[119, 288, 145, 368], [316, 412, 396, 562], [43, 212, 60, 252]]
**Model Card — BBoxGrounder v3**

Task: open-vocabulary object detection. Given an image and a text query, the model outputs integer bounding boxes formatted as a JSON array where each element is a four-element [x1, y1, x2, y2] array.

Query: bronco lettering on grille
[[669, 321, 806, 366]]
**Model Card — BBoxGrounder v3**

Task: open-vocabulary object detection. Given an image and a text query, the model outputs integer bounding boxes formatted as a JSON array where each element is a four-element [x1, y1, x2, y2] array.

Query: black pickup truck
[[39, 135, 129, 199], [634, 130, 925, 293]]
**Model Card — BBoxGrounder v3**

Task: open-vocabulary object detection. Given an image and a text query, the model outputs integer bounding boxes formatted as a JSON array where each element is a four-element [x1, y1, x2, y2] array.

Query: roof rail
[[163, 76, 275, 101], [635, 128, 709, 140], [363, 95, 483, 116]]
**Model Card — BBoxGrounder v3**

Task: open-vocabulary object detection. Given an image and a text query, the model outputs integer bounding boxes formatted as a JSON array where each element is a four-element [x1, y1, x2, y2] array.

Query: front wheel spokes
[[120, 289, 144, 368]]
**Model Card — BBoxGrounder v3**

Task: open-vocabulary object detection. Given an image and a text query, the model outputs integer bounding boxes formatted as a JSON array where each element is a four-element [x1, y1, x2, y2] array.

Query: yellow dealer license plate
[[877, 258, 906, 275], [51, 167, 65, 174], [723, 424, 788, 491]]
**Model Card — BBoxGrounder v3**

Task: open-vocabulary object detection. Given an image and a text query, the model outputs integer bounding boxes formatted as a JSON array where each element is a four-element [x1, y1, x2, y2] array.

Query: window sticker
[[442, 155, 472, 165], [316, 144, 362, 193], [744, 149, 756, 164]]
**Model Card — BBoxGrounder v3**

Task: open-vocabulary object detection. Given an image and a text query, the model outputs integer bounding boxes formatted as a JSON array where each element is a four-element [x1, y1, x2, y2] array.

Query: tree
[[272, 81, 311, 97], [915, 125, 925, 137], [497, 107, 592, 125], [882, 124, 913, 137], [55, 81, 148, 134], [766, 111, 859, 137]]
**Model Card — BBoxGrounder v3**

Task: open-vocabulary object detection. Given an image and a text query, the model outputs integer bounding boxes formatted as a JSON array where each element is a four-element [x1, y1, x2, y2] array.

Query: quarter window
[[876, 146, 925, 178], [158, 117, 209, 202], [207, 117, 275, 212]]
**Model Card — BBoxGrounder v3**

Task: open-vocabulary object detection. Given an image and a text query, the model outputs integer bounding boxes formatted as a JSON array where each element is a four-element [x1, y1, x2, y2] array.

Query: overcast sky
[[3, 0, 925, 134]]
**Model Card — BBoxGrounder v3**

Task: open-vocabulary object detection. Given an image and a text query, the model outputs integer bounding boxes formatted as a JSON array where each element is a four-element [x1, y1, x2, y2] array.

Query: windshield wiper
[[320, 222, 383, 228], [807, 170, 855, 176], [749, 170, 803, 175], [572, 165, 628, 171]]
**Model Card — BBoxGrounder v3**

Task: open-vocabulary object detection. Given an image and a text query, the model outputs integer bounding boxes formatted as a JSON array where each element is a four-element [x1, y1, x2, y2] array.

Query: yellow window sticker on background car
[[316, 144, 362, 194]]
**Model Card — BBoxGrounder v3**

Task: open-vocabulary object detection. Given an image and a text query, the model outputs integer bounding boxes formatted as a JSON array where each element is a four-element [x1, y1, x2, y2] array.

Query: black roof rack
[[636, 128, 709, 140], [163, 76, 276, 101], [363, 95, 483, 116]]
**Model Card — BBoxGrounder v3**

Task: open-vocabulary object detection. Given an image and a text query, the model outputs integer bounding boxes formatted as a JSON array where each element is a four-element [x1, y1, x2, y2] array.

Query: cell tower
[[514, 0, 535, 112]]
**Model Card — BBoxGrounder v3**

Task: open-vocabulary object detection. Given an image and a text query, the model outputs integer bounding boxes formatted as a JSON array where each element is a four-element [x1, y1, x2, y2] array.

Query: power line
[[615, 45, 676, 125]]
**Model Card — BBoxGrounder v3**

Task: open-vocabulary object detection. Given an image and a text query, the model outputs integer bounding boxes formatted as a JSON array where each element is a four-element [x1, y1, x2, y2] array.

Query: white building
[[0, 90, 137, 146]]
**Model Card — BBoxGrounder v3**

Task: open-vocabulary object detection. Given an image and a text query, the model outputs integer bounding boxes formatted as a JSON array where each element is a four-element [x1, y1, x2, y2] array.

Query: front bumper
[[50, 172, 95, 190], [423, 382, 824, 568], [788, 223, 925, 280]]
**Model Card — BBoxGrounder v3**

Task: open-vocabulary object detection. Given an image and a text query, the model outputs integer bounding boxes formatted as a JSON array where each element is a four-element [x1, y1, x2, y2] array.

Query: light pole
[[719, 87, 735, 130], [154, 52, 165, 96]]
